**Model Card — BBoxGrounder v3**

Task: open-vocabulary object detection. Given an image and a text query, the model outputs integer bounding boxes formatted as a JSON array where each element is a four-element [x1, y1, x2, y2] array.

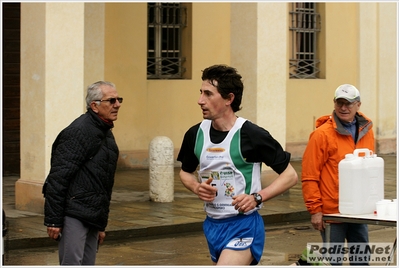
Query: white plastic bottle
[[338, 149, 384, 215]]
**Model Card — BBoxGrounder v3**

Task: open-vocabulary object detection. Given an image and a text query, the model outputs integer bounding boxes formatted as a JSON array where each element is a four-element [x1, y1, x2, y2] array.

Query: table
[[323, 213, 397, 265]]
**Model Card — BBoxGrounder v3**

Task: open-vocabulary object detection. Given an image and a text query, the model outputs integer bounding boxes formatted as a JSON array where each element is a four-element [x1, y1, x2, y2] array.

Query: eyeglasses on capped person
[[94, 97, 123, 104], [334, 100, 357, 108]]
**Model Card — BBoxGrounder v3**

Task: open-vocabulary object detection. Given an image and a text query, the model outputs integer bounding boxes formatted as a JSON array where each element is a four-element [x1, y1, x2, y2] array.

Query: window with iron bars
[[147, 3, 187, 79], [289, 3, 321, 79]]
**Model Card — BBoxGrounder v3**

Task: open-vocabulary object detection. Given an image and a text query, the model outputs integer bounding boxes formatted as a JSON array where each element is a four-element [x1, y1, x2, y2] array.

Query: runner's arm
[[258, 163, 298, 202]]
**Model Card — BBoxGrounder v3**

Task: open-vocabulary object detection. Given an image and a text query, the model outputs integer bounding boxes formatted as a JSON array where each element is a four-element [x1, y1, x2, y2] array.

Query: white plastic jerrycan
[[338, 148, 384, 215]]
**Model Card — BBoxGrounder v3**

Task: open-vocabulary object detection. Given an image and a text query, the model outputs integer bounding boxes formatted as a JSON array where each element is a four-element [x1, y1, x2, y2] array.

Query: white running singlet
[[195, 118, 262, 219]]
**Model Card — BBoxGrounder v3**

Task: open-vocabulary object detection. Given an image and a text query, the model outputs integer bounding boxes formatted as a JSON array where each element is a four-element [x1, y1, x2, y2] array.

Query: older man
[[301, 84, 374, 265], [43, 81, 122, 265]]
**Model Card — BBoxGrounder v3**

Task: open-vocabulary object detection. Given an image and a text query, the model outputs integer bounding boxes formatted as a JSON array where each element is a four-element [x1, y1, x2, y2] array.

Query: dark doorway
[[2, 3, 21, 176]]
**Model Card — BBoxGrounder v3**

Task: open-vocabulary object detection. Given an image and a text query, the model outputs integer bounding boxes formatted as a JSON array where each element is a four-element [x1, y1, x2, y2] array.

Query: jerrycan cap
[[344, 153, 356, 160]]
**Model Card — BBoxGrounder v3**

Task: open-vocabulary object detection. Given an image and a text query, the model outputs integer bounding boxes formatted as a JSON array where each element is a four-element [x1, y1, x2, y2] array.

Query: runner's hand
[[197, 177, 217, 202], [232, 194, 254, 213]]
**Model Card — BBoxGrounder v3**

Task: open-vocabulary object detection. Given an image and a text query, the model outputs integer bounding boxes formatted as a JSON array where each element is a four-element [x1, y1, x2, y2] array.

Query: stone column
[[149, 136, 174, 202], [231, 2, 288, 187], [17, 2, 104, 213]]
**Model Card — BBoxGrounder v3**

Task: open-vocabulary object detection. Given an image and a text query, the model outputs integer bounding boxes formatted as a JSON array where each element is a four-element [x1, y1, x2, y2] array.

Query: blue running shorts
[[203, 211, 265, 265]]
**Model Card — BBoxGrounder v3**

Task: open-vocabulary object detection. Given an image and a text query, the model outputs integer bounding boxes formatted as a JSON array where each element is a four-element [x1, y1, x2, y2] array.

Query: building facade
[[2, 2, 396, 213]]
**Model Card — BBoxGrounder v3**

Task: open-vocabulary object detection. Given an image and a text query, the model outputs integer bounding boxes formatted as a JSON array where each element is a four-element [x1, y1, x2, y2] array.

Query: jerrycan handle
[[353, 148, 373, 158]]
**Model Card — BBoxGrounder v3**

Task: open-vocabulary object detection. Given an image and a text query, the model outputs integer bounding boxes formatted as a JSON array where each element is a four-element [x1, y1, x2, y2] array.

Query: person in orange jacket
[[301, 84, 374, 265]]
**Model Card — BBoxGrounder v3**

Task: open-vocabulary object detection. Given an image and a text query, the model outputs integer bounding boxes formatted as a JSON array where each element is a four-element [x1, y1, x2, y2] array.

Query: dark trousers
[[321, 223, 369, 266], [59, 216, 99, 265]]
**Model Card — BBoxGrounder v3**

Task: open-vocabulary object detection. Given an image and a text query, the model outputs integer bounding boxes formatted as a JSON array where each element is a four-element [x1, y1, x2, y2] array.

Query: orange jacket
[[301, 111, 374, 215]]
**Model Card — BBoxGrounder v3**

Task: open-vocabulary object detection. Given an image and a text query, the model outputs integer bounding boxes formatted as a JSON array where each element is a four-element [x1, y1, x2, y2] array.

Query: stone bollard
[[149, 136, 174, 202]]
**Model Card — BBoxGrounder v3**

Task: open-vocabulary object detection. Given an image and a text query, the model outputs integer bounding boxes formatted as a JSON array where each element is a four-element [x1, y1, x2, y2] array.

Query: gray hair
[[85, 81, 116, 109]]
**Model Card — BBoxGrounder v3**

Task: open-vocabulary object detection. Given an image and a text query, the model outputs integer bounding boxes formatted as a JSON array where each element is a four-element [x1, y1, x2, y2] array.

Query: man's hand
[[196, 177, 217, 202], [311, 212, 325, 231], [47, 226, 62, 241], [232, 194, 256, 213], [98, 231, 106, 245]]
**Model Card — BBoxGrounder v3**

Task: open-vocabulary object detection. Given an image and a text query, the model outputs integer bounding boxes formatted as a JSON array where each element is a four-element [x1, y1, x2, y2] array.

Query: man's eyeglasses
[[95, 97, 123, 104], [335, 100, 357, 108]]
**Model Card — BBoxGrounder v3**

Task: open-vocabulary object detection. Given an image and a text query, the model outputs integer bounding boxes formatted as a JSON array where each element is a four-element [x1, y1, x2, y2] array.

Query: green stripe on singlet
[[230, 128, 253, 194], [194, 127, 204, 160]]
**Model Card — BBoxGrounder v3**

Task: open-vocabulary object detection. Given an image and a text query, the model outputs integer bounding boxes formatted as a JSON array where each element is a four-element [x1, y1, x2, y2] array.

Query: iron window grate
[[289, 3, 321, 79], [147, 3, 187, 79]]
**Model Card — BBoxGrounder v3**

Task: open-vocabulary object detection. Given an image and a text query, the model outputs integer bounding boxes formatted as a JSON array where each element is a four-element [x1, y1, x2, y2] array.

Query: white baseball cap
[[334, 84, 360, 102]]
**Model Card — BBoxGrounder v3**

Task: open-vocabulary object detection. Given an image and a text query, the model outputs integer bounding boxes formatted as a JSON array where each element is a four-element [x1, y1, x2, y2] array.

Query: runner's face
[[197, 80, 231, 120]]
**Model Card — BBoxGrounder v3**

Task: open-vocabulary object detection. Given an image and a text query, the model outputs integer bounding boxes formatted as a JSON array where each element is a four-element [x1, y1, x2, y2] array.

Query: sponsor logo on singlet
[[207, 147, 225, 153]]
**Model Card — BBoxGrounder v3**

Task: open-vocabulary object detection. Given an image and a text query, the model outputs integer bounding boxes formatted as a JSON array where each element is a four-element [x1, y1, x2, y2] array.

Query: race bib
[[199, 169, 237, 213]]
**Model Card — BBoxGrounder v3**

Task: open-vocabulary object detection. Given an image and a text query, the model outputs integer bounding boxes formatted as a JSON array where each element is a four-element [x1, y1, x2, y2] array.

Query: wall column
[[17, 3, 103, 213], [376, 3, 397, 153], [231, 3, 288, 183], [231, 3, 288, 147]]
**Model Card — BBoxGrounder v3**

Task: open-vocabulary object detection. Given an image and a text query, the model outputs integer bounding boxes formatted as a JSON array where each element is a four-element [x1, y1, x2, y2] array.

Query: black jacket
[[44, 109, 119, 231]]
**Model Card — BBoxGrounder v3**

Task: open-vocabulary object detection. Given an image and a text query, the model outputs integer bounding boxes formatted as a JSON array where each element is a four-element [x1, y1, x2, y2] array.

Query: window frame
[[147, 2, 187, 79], [289, 3, 321, 79]]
